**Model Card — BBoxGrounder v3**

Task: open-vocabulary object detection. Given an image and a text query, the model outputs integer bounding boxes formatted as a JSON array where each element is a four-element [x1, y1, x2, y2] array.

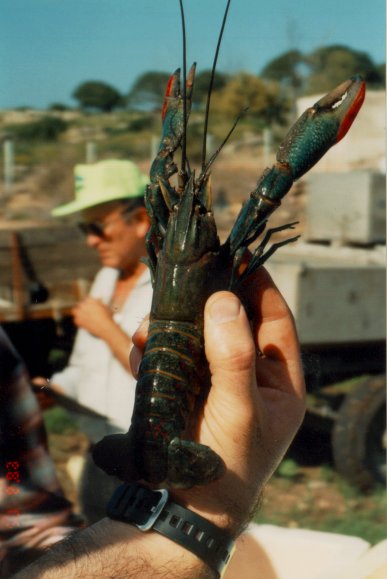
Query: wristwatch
[[107, 482, 235, 578]]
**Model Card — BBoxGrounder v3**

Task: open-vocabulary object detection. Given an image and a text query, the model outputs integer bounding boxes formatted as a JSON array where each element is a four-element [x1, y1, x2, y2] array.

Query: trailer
[[266, 170, 386, 489]]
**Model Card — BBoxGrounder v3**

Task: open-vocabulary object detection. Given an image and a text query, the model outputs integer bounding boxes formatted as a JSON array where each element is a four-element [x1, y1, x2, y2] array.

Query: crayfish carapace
[[93, 0, 365, 489]]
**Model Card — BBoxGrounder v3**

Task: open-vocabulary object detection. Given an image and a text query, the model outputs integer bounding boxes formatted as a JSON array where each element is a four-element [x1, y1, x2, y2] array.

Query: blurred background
[[0, 0, 385, 547]]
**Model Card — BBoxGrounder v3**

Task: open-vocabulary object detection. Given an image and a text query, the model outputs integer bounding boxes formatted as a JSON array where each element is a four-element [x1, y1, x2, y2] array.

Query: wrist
[[102, 315, 117, 334], [100, 520, 212, 578], [173, 495, 235, 535], [107, 482, 235, 578], [170, 480, 258, 537]]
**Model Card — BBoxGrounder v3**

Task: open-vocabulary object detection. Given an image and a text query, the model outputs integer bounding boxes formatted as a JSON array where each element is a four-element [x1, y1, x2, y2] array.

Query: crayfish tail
[[92, 433, 138, 481], [167, 437, 226, 489]]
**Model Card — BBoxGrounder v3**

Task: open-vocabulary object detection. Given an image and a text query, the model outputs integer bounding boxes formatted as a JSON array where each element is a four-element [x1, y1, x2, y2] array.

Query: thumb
[[204, 292, 257, 407]]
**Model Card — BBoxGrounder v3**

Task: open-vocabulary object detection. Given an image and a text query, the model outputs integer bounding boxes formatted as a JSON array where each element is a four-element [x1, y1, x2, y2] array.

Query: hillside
[[1, 89, 384, 224]]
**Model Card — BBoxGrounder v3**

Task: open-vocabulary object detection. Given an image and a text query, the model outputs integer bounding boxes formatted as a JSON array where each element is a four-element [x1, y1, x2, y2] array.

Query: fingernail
[[209, 296, 241, 323]]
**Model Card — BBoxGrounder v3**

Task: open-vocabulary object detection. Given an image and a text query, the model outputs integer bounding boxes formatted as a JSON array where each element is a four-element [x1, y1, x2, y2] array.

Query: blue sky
[[0, 0, 385, 109]]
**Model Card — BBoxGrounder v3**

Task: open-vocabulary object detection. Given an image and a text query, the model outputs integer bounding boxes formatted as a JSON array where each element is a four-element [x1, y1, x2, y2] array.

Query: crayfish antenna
[[198, 107, 248, 188], [201, 0, 232, 171], [179, 0, 188, 178]]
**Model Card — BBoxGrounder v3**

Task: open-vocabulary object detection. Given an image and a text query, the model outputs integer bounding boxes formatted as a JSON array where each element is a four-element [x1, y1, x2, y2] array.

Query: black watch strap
[[107, 482, 235, 578]]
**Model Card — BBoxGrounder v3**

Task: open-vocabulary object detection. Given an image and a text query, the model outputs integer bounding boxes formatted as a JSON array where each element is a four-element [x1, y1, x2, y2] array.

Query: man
[[0, 326, 84, 577], [35, 159, 153, 523], [14, 270, 306, 578]]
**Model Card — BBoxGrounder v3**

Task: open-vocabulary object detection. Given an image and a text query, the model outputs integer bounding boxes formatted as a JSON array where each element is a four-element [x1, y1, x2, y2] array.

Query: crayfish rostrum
[[93, 1, 365, 489]]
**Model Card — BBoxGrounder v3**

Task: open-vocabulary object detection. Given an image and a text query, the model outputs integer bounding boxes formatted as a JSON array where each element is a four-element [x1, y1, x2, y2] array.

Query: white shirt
[[51, 267, 153, 441]]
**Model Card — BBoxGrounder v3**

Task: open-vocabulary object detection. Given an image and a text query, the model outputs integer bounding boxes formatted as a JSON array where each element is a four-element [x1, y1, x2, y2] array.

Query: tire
[[332, 375, 386, 490]]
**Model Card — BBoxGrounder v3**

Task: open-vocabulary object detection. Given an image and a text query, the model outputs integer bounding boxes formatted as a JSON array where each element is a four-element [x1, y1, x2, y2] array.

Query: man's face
[[80, 202, 149, 271]]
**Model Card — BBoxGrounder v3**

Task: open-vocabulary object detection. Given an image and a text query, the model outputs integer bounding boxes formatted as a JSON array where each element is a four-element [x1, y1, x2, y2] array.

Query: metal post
[[206, 133, 214, 157], [4, 139, 14, 196], [150, 135, 159, 161], [86, 141, 97, 163]]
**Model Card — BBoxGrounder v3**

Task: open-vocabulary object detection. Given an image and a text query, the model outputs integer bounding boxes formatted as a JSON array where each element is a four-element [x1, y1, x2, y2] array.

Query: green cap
[[52, 159, 149, 217]]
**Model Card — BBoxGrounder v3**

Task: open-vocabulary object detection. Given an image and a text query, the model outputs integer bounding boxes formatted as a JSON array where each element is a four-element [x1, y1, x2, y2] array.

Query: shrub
[[43, 407, 79, 434], [8, 116, 68, 141]]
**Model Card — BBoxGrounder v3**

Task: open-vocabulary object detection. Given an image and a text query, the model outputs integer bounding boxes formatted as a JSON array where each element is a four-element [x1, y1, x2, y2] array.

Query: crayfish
[[93, 0, 365, 489]]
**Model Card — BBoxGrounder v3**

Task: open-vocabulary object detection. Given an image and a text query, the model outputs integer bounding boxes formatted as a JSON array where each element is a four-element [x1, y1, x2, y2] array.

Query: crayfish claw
[[161, 68, 181, 121], [275, 74, 366, 181], [185, 62, 196, 100], [313, 74, 366, 144], [150, 63, 197, 188]]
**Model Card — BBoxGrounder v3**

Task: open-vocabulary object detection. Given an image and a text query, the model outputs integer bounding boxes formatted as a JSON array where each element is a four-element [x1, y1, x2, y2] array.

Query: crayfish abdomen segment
[[94, 319, 225, 488], [133, 320, 203, 483]]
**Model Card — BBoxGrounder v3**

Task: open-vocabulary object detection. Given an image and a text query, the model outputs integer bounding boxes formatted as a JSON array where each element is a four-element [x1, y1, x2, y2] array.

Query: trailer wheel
[[332, 375, 386, 490]]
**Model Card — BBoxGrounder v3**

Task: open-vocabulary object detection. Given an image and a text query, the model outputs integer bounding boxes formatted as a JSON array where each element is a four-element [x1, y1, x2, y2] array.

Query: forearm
[[72, 297, 134, 373], [13, 518, 215, 579]]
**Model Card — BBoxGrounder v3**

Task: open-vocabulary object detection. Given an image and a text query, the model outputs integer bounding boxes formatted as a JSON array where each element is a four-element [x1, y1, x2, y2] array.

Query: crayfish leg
[[167, 437, 225, 489], [240, 222, 300, 281]]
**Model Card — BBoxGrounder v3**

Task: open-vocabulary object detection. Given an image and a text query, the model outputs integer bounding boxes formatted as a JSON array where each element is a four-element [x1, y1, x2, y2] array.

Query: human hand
[[12, 269, 305, 579], [72, 297, 115, 338], [130, 268, 306, 535], [31, 377, 56, 410]]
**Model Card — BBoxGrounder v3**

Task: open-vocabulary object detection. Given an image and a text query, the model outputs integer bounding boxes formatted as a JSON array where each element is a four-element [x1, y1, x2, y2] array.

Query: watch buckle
[[137, 488, 169, 531]]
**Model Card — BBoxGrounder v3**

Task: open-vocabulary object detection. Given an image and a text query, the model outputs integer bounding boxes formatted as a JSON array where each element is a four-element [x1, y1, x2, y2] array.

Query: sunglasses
[[78, 220, 107, 238], [78, 207, 138, 238]]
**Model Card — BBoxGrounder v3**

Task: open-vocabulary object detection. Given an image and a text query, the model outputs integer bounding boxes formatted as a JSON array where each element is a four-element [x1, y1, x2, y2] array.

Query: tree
[[210, 72, 291, 127], [72, 81, 123, 112], [260, 46, 385, 96], [49, 103, 70, 111], [8, 117, 68, 141], [127, 69, 230, 111], [305, 45, 385, 93], [375, 63, 386, 87], [260, 50, 305, 90], [191, 69, 230, 107], [127, 71, 171, 111], [306, 45, 383, 94]]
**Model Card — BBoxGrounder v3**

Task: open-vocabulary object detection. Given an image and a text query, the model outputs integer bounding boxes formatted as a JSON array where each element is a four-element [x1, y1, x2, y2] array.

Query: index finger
[[242, 268, 305, 400], [238, 267, 304, 386]]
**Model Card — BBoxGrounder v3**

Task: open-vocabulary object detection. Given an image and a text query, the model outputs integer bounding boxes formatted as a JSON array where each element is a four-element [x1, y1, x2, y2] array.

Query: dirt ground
[[46, 425, 386, 546], [0, 150, 306, 238], [48, 428, 330, 516]]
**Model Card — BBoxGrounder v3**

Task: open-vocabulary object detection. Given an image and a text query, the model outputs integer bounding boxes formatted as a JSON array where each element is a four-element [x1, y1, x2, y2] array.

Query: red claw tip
[[336, 79, 366, 144], [162, 73, 176, 120]]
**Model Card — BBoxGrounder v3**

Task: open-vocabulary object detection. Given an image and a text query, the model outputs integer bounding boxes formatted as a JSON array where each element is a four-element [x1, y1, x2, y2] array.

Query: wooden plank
[[0, 226, 85, 248], [0, 227, 99, 286], [0, 226, 100, 321], [0, 300, 75, 322]]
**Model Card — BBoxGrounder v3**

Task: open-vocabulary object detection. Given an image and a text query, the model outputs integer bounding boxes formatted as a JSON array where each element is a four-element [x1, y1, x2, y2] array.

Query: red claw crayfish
[[93, 0, 366, 489]]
